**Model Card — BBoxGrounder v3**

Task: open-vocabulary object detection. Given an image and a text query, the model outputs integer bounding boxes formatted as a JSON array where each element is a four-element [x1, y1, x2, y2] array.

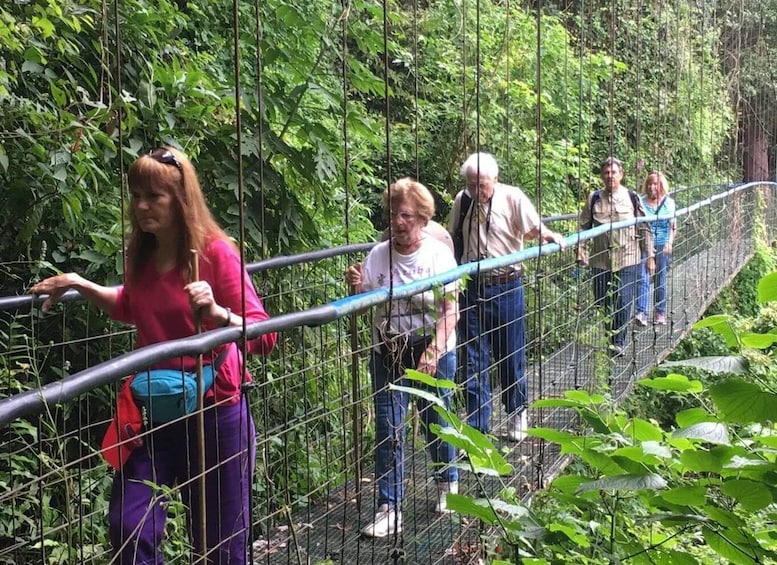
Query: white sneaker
[[634, 312, 648, 327], [435, 481, 459, 513], [507, 410, 528, 442], [361, 504, 402, 538]]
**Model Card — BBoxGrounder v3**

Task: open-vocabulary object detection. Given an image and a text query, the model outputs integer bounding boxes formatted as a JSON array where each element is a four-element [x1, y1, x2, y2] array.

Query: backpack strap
[[453, 191, 473, 264], [582, 190, 601, 230], [654, 196, 668, 215], [627, 190, 641, 216]]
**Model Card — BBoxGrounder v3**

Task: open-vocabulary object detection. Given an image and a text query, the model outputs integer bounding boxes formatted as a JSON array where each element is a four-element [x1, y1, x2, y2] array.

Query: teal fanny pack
[[130, 346, 229, 424]]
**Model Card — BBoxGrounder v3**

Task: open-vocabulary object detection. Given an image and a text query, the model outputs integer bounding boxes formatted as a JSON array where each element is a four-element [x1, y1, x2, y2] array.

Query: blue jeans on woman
[[370, 349, 458, 508], [591, 264, 640, 347], [637, 244, 670, 316]]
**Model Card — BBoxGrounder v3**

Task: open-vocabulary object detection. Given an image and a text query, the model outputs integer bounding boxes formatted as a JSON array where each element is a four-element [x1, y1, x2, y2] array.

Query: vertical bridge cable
[[533, 0, 546, 491], [230, 0, 255, 561], [574, 0, 589, 396], [249, 0, 272, 561], [249, 0, 262, 558], [339, 1, 365, 561], [381, 1, 400, 560]]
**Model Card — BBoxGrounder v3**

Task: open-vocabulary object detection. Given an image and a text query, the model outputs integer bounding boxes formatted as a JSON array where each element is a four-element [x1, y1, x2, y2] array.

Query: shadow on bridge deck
[[252, 239, 749, 565]]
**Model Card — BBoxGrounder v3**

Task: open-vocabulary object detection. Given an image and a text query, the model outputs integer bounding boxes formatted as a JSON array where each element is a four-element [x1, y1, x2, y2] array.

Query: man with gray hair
[[578, 156, 655, 356], [449, 152, 565, 441]]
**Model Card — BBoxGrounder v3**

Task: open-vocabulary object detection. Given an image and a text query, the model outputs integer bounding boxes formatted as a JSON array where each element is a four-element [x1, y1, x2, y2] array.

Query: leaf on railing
[[671, 422, 730, 445], [662, 356, 747, 374]]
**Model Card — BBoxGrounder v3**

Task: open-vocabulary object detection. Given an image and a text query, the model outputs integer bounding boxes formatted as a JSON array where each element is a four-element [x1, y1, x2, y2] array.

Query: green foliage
[[414, 271, 777, 563], [0, 0, 772, 559], [708, 243, 777, 318]]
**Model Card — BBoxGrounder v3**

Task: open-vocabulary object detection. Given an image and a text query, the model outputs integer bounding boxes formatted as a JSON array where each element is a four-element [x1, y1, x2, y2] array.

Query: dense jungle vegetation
[[3, 0, 777, 562], [2, 0, 776, 296]]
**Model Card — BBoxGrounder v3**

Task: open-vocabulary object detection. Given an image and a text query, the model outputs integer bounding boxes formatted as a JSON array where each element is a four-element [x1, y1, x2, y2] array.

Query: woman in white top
[[345, 178, 459, 539]]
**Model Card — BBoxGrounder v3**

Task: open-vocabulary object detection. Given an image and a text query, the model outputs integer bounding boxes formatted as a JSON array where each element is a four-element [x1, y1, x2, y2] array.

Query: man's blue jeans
[[591, 264, 640, 347], [370, 349, 458, 508], [637, 245, 670, 316], [460, 277, 526, 434]]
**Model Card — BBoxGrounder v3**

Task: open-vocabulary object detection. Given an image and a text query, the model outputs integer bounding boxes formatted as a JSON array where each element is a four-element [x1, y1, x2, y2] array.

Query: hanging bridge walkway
[[0, 182, 774, 564]]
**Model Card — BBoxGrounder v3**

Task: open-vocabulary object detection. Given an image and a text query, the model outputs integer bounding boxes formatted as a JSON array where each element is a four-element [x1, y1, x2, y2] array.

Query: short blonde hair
[[382, 177, 435, 223], [643, 170, 670, 199]]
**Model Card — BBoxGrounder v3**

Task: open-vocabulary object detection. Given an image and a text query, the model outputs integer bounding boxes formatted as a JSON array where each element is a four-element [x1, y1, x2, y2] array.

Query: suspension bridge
[[2, 0, 777, 562], [0, 181, 774, 564]]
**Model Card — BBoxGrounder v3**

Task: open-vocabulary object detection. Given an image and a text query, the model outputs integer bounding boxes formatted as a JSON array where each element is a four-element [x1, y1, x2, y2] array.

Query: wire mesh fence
[[0, 183, 774, 564]]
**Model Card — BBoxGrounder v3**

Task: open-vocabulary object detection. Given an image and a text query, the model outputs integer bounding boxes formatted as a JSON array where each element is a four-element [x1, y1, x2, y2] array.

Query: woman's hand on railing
[[344, 263, 364, 294]]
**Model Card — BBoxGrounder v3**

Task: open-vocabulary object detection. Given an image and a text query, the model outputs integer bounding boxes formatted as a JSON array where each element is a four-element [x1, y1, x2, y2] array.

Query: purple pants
[[109, 398, 255, 564]]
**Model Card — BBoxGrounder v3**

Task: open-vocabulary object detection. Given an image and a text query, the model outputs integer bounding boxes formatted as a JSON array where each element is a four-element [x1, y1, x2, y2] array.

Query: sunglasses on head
[[147, 148, 183, 173]]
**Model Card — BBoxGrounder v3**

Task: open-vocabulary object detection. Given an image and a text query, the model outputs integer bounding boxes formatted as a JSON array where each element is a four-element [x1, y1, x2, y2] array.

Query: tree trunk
[[742, 118, 769, 181]]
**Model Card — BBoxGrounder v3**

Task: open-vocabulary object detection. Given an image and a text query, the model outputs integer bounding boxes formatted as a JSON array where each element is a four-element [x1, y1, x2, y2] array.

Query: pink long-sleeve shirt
[[112, 238, 276, 404]]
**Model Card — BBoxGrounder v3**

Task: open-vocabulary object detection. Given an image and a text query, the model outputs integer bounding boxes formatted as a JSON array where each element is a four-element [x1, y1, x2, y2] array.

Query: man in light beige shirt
[[449, 152, 565, 441], [578, 156, 655, 355]]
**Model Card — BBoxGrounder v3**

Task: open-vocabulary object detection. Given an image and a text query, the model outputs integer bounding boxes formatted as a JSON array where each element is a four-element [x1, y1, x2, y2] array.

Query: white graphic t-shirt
[[361, 236, 457, 352]]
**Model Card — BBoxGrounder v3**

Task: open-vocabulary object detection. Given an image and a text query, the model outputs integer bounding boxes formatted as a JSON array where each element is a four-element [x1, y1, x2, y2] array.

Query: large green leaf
[[575, 473, 667, 494], [703, 526, 759, 565], [709, 379, 777, 423], [679, 450, 723, 474], [390, 384, 445, 409], [652, 550, 701, 565], [721, 479, 772, 511], [638, 373, 703, 392], [580, 449, 627, 475], [623, 418, 664, 442], [404, 369, 456, 390], [723, 455, 776, 472], [671, 422, 730, 445], [444, 494, 530, 525], [528, 428, 591, 454], [703, 504, 748, 529], [661, 485, 707, 506], [739, 332, 777, 349], [547, 522, 591, 548], [757, 272, 777, 304], [676, 407, 717, 427], [611, 445, 665, 466], [693, 315, 738, 347], [662, 356, 747, 374]]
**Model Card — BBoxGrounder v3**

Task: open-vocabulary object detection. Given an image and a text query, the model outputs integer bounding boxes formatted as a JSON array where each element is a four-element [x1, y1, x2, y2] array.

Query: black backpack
[[451, 192, 473, 264]]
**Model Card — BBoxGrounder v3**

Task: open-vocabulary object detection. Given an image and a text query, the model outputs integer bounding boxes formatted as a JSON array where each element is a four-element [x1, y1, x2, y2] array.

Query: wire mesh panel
[[0, 184, 773, 564]]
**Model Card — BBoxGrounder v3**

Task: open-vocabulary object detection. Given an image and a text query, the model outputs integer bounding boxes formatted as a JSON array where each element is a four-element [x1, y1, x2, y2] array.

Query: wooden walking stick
[[191, 250, 208, 563]]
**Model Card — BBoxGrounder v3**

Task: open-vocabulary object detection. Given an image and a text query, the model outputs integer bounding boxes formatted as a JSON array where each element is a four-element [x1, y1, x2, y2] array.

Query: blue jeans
[[460, 277, 526, 433], [637, 245, 671, 316], [370, 349, 458, 508], [591, 264, 640, 347]]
